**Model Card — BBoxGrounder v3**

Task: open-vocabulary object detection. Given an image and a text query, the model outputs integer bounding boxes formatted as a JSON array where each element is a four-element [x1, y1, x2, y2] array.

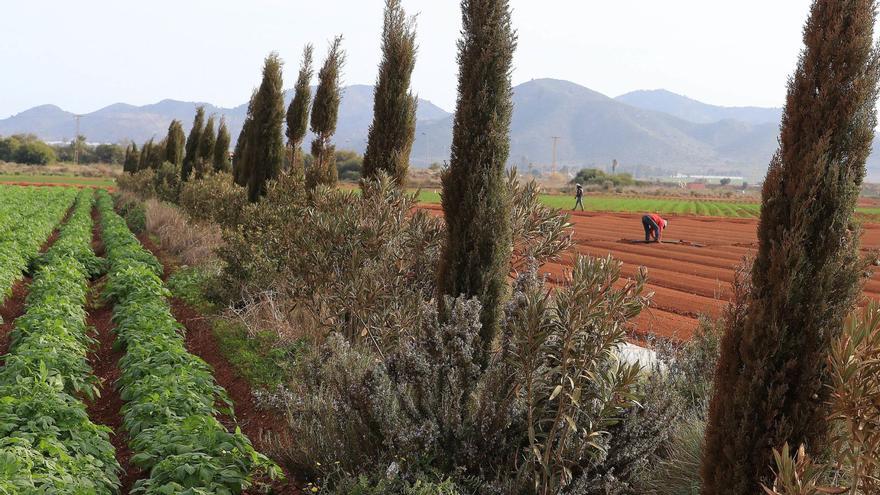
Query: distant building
[[686, 182, 707, 190]]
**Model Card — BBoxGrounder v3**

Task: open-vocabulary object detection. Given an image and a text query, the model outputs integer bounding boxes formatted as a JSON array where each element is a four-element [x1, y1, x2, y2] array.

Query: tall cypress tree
[[164, 119, 186, 166], [233, 91, 257, 187], [182, 106, 205, 181], [138, 139, 153, 171], [213, 118, 231, 173], [194, 115, 216, 178], [437, 0, 516, 367], [286, 44, 314, 179], [701, 2, 880, 493], [307, 36, 345, 189], [362, 0, 418, 187], [245, 52, 286, 202], [200, 115, 216, 162]]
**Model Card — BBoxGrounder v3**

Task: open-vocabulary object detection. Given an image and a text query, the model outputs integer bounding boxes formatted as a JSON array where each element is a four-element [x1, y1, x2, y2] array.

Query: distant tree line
[[0, 133, 132, 165]]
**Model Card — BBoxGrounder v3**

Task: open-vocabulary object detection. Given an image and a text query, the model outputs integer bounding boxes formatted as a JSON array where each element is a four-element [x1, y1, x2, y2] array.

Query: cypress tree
[[701, 2, 880, 493], [147, 138, 165, 170], [200, 115, 216, 162], [362, 0, 418, 187], [286, 44, 314, 179], [123, 143, 139, 174], [194, 115, 216, 178], [307, 35, 345, 189], [436, 0, 516, 367], [182, 106, 205, 181], [164, 119, 186, 166], [233, 91, 257, 187], [245, 52, 286, 202], [213, 118, 231, 173], [138, 139, 153, 171]]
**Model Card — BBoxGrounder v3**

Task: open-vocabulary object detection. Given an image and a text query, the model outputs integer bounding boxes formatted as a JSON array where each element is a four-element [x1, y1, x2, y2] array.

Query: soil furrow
[[84, 205, 143, 492]]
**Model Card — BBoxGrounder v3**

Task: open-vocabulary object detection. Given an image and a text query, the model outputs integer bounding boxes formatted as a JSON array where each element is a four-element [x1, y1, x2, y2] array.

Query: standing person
[[573, 183, 584, 211], [641, 213, 668, 242]]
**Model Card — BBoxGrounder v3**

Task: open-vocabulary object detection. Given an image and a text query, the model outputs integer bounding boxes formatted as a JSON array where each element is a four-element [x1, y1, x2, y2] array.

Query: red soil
[[85, 207, 144, 492], [423, 203, 880, 341], [0, 181, 114, 191]]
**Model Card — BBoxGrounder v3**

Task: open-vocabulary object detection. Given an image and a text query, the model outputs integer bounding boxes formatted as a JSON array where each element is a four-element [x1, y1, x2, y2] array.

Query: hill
[[615, 89, 782, 125], [8, 79, 880, 180]]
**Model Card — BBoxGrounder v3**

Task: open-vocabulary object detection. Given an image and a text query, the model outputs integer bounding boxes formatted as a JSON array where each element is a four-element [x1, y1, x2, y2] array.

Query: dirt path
[[84, 206, 143, 492], [138, 235, 301, 494]]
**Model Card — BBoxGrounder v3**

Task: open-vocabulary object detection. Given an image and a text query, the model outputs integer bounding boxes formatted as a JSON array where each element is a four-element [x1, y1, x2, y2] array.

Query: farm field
[[0, 185, 281, 493], [416, 190, 880, 218], [0, 174, 116, 188], [420, 203, 880, 341]]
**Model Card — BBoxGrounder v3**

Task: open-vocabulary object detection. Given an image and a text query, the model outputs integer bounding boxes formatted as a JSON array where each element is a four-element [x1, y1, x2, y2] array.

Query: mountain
[[0, 85, 451, 150], [7, 79, 879, 180], [415, 79, 779, 178], [615, 89, 783, 125]]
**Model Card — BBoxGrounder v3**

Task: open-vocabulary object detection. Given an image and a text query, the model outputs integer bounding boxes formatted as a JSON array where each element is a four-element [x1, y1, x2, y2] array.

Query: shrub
[[178, 172, 247, 227], [14, 139, 57, 165], [640, 415, 705, 495], [116, 169, 156, 198], [275, 257, 651, 494], [153, 161, 181, 203]]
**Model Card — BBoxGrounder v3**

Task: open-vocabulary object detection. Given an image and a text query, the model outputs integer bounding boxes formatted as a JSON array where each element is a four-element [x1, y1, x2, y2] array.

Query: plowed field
[[423, 204, 880, 341]]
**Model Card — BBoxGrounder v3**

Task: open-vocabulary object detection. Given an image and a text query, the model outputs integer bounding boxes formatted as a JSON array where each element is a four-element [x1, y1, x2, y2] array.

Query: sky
[[0, 0, 815, 118]]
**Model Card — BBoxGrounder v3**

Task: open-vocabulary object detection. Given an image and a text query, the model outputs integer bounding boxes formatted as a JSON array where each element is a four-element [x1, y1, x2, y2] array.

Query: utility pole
[[422, 131, 429, 166], [550, 136, 560, 174], [74, 115, 82, 165]]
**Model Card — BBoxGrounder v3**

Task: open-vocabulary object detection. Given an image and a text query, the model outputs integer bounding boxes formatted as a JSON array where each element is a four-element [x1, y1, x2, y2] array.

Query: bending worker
[[642, 213, 668, 243]]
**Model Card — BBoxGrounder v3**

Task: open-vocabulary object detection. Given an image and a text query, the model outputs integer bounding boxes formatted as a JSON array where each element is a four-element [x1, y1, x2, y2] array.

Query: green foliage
[[362, 0, 418, 187], [336, 149, 364, 181], [0, 189, 121, 493], [233, 90, 257, 187], [199, 115, 216, 164], [571, 168, 635, 187], [182, 106, 205, 181], [0, 134, 57, 164], [117, 168, 156, 198], [123, 142, 140, 173], [702, 2, 880, 492], [211, 318, 304, 389], [308, 36, 345, 189], [286, 44, 314, 178], [243, 53, 286, 202], [641, 416, 706, 495], [178, 171, 247, 228], [213, 118, 231, 173], [437, 0, 517, 368], [0, 185, 77, 305], [153, 161, 181, 203], [95, 191, 283, 493], [164, 119, 186, 166]]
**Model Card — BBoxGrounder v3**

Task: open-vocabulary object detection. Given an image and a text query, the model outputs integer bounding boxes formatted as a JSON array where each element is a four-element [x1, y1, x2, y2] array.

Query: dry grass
[[143, 199, 222, 266]]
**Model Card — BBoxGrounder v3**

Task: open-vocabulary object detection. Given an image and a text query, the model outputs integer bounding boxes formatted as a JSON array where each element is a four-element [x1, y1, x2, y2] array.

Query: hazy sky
[[1, 0, 814, 118]]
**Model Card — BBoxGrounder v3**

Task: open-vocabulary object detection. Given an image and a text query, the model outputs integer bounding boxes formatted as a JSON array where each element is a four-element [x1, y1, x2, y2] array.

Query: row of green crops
[[415, 190, 764, 218], [96, 190, 281, 494], [0, 190, 121, 493], [0, 186, 78, 307]]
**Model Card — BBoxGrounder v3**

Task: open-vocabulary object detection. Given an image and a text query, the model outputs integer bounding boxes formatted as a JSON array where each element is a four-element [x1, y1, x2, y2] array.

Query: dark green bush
[[178, 172, 247, 228]]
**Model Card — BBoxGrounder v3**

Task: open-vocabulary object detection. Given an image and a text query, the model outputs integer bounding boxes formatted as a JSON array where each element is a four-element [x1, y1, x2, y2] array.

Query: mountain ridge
[[5, 78, 872, 180]]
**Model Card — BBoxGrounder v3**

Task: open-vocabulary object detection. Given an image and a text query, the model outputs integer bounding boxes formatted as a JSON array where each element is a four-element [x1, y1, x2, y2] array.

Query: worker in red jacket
[[642, 213, 668, 243]]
